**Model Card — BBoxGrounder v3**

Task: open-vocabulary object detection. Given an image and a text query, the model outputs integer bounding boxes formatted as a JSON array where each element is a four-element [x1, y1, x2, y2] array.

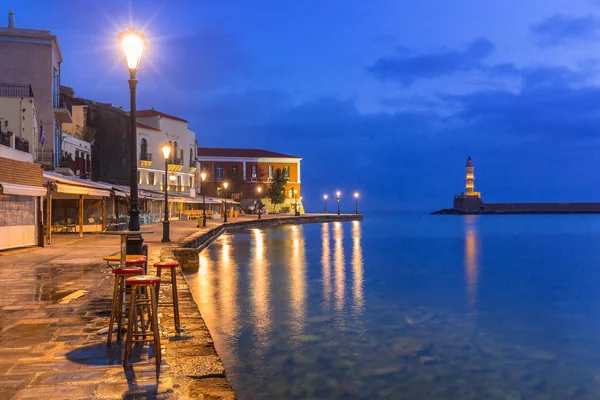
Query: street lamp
[[257, 186, 262, 220], [323, 194, 328, 214], [294, 189, 299, 217], [223, 181, 229, 223], [119, 27, 145, 254], [336, 191, 341, 215], [161, 144, 171, 242], [354, 192, 359, 215], [200, 172, 207, 227]]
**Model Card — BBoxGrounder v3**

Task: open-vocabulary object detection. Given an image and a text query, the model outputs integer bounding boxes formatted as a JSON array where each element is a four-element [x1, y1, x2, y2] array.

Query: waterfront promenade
[[0, 214, 360, 399]]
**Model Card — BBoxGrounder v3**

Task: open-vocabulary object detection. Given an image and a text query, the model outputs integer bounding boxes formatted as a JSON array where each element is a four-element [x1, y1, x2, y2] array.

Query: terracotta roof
[[137, 122, 160, 131], [197, 148, 301, 159], [136, 109, 188, 123]]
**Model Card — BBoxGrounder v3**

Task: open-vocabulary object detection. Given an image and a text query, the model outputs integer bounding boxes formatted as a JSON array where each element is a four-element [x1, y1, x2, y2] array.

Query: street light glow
[[119, 28, 145, 71], [324, 194, 328, 199], [354, 192, 359, 198], [161, 144, 171, 159], [257, 186, 262, 194], [200, 172, 207, 181], [336, 191, 341, 198], [169, 175, 176, 182], [223, 181, 229, 189]]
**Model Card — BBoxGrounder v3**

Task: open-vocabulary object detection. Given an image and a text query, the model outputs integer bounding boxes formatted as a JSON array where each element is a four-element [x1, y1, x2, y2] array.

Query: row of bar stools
[[123, 275, 162, 368], [107, 256, 147, 345], [154, 260, 181, 332]]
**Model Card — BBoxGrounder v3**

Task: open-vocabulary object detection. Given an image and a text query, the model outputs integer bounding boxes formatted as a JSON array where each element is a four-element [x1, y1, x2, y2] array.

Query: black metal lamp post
[[257, 186, 262, 220], [161, 144, 171, 242], [336, 191, 341, 215], [119, 27, 145, 254], [354, 192, 359, 215], [201, 172, 207, 227], [223, 181, 229, 223], [294, 189, 299, 217], [323, 194, 328, 214]]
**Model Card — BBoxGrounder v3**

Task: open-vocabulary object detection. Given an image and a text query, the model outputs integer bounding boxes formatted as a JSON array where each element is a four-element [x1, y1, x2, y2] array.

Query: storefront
[[0, 182, 46, 250]]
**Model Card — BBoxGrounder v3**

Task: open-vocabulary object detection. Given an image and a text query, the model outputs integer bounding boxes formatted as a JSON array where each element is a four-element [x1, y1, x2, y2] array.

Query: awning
[[54, 182, 111, 197], [0, 182, 47, 196]]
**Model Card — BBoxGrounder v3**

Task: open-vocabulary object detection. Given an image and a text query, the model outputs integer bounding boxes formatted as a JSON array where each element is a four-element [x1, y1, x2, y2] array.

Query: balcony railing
[[169, 157, 184, 166], [14, 136, 29, 153], [0, 130, 31, 154], [0, 131, 10, 147], [0, 83, 34, 97], [35, 149, 54, 166], [167, 185, 191, 192], [189, 159, 197, 168], [140, 153, 152, 162]]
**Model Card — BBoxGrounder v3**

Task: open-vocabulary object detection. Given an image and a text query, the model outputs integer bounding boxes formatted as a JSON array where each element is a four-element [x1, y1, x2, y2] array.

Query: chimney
[[8, 9, 14, 28]]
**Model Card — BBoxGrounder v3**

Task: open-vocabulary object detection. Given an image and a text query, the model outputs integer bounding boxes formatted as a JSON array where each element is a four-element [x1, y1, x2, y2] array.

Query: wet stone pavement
[[0, 222, 236, 399]]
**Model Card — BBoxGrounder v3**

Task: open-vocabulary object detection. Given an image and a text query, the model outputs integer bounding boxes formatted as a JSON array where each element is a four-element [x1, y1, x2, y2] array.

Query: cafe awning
[[0, 182, 47, 196], [54, 182, 111, 197]]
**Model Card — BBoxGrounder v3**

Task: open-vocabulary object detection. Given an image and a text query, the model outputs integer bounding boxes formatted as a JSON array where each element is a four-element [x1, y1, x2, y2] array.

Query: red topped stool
[[154, 260, 181, 332], [106, 260, 145, 345], [123, 275, 162, 368]]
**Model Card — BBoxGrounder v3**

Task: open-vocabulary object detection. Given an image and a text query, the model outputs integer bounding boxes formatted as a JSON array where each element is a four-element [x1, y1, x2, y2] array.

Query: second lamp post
[[336, 191, 341, 215], [200, 172, 207, 227], [223, 181, 229, 223], [257, 186, 262, 220], [161, 144, 171, 242]]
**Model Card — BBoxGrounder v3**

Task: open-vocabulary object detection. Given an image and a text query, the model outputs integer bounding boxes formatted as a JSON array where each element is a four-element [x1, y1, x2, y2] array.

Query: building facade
[[0, 12, 70, 167], [0, 83, 39, 156], [136, 109, 197, 198], [196, 148, 303, 213]]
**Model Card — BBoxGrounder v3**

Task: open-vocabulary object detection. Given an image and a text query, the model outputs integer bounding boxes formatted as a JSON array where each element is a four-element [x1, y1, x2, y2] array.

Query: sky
[[9, 0, 600, 211]]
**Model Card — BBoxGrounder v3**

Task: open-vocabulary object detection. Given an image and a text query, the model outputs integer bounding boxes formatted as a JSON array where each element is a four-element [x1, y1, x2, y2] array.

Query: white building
[[0, 83, 39, 155], [135, 109, 197, 198]]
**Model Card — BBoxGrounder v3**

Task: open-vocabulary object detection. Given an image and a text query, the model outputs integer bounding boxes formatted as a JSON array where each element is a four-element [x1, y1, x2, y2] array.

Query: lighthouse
[[464, 156, 480, 197]]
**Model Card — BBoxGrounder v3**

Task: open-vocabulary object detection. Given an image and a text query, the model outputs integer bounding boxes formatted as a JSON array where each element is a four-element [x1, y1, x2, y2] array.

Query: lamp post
[[323, 194, 328, 214], [201, 172, 207, 227], [336, 191, 341, 215], [294, 189, 299, 217], [161, 144, 171, 242], [257, 186, 262, 220], [354, 192, 359, 215], [223, 181, 229, 223], [119, 27, 145, 254]]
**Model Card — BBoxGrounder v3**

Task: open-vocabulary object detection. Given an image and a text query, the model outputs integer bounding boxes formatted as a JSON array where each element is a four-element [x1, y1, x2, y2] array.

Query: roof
[[197, 148, 301, 159], [136, 109, 188, 123], [137, 122, 160, 131]]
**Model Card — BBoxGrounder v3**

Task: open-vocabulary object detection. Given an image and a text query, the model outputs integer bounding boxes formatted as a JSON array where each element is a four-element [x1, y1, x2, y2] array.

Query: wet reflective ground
[[185, 214, 600, 399]]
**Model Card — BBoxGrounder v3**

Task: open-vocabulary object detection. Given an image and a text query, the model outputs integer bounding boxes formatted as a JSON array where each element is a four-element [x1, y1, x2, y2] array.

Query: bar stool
[[154, 260, 181, 332], [107, 256, 146, 345], [123, 275, 161, 368]]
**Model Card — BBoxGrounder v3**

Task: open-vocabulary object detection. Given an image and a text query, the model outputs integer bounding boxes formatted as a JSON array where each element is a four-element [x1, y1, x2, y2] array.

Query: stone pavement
[[0, 218, 241, 400]]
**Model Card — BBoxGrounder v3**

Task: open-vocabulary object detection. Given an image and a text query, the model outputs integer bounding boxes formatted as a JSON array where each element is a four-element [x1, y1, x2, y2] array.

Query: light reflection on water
[[184, 216, 600, 399]]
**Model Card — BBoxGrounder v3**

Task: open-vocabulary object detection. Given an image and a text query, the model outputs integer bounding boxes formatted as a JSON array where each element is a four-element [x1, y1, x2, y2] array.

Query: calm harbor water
[[184, 213, 600, 399]]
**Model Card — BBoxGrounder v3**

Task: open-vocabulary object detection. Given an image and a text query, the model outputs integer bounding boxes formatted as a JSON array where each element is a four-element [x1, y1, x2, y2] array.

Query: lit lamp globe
[[200, 172, 206, 181], [119, 28, 145, 73], [223, 182, 229, 190], [169, 175, 176, 182], [161, 144, 171, 160]]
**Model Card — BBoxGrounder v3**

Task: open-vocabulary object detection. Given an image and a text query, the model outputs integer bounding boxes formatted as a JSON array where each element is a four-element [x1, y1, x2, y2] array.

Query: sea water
[[184, 213, 600, 399]]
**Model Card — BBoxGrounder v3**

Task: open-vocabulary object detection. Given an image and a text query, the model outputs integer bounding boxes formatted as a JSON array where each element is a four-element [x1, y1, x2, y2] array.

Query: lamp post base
[[126, 235, 144, 255], [161, 221, 170, 243]]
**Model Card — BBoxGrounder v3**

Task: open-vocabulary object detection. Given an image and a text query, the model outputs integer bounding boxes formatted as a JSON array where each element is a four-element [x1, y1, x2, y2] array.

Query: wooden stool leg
[[107, 275, 120, 345], [150, 283, 161, 367], [171, 268, 180, 331], [115, 276, 126, 342], [155, 267, 162, 297], [123, 284, 138, 366]]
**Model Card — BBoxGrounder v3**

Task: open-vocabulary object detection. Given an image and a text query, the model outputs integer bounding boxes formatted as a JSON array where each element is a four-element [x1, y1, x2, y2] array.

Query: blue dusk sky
[[10, 0, 600, 211]]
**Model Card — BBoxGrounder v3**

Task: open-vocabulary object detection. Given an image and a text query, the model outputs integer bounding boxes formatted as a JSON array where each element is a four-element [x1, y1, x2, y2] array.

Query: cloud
[[366, 38, 495, 86], [532, 14, 600, 47]]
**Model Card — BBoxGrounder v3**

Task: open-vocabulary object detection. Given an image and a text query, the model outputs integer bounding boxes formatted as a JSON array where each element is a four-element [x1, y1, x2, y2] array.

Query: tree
[[267, 168, 288, 212]]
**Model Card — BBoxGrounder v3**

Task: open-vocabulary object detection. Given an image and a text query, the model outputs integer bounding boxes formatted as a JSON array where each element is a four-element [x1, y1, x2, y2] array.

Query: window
[[53, 68, 59, 108], [216, 165, 224, 179], [283, 166, 290, 178], [173, 141, 178, 163], [140, 138, 148, 159], [232, 165, 238, 176], [251, 165, 257, 178], [248, 188, 254, 197], [288, 188, 293, 198], [177, 176, 182, 191], [268, 165, 274, 178], [217, 187, 222, 197], [75, 150, 80, 159], [168, 141, 173, 162], [148, 171, 155, 185], [180, 149, 183, 162]]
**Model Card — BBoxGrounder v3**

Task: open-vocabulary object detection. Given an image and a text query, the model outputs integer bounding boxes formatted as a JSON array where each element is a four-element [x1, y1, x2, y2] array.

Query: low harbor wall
[[433, 202, 600, 215], [173, 214, 363, 268]]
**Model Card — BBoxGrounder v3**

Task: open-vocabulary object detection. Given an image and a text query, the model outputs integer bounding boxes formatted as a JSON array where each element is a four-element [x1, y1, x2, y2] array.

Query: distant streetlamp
[[119, 27, 145, 254], [336, 191, 341, 215], [354, 192, 359, 215], [161, 144, 171, 242], [223, 181, 229, 223], [323, 194, 328, 214], [257, 186, 262, 220], [200, 172, 207, 227]]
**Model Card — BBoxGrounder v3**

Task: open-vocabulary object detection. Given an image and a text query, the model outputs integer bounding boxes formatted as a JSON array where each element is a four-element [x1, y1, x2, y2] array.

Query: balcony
[[139, 152, 153, 167], [0, 130, 34, 162], [0, 83, 34, 97], [167, 156, 184, 172], [167, 185, 191, 193], [54, 94, 73, 124], [35, 149, 54, 166], [189, 159, 197, 173]]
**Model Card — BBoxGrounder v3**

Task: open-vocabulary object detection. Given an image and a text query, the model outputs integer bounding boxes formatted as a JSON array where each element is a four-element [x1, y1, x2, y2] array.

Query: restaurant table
[[102, 230, 153, 269]]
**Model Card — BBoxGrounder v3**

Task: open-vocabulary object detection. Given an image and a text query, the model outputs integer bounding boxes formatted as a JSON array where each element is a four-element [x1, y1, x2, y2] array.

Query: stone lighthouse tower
[[465, 156, 479, 197]]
